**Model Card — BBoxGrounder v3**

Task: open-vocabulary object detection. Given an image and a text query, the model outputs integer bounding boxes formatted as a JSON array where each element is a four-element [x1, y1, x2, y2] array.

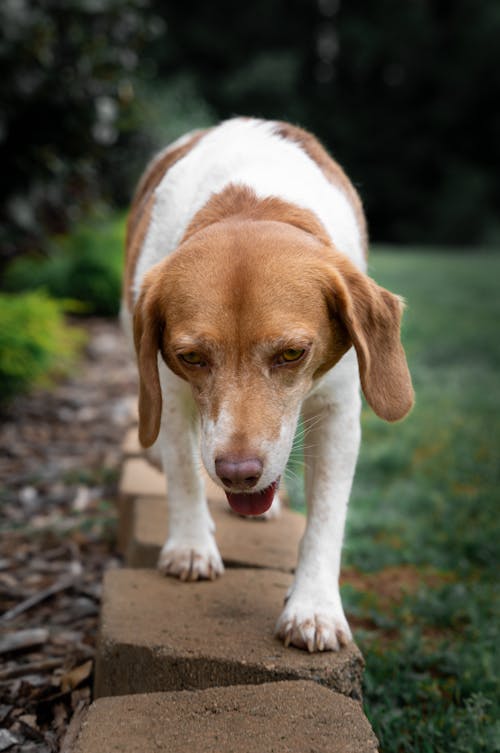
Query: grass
[[300, 250, 500, 752]]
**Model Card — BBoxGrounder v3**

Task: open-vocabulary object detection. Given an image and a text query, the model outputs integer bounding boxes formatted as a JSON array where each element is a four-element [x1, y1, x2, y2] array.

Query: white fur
[[125, 118, 367, 651], [275, 349, 361, 650], [155, 362, 224, 581], [200, 400, 300, 495]]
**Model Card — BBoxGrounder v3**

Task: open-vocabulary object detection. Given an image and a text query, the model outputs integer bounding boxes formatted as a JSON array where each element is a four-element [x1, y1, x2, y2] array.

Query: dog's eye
[[179, 352, 206, 367], [276, 348, 306, 365]]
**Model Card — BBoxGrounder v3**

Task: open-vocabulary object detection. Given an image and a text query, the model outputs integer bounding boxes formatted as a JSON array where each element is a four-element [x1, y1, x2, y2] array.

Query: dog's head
[[133, 215, 413, 515]]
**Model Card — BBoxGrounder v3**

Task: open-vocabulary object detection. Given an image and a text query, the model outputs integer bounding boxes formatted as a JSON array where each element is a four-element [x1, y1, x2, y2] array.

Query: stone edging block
[[95, 568, 364, 700], [117, 458, 165, 551], [127, 495, 304, 572], [76, 681, 378, 753]]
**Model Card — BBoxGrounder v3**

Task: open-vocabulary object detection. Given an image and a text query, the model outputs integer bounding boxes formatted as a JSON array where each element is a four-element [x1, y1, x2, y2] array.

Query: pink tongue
[[226, 482, 277, 516]]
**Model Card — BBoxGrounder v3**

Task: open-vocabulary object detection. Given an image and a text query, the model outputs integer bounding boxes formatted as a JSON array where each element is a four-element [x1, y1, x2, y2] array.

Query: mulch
[[0, 319, 138, 752]]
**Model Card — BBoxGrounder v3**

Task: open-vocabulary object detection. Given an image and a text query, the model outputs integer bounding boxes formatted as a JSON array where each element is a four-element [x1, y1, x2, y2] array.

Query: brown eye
[[276, 348, 306, 365], [179, 352, 206, 367]]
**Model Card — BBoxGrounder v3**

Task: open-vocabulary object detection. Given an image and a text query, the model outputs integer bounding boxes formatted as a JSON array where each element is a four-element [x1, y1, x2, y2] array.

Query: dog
[[121, 118, 413, 653]]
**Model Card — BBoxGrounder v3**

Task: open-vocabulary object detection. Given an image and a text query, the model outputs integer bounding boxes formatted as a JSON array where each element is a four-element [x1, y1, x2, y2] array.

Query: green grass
[[348, 251, 500, 575], [318, 250, 499, 752]]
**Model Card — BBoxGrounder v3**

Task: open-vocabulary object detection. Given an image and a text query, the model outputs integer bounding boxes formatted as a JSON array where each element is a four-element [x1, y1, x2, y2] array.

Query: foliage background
[[1, 0, 499, 271]]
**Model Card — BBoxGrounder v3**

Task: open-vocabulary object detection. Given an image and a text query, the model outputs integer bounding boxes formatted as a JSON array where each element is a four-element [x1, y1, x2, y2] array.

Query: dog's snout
[[215, 455, 263, 489]]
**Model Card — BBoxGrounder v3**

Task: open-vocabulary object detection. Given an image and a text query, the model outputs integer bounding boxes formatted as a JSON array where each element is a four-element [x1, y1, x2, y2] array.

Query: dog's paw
[[158, 536, 224, 581], [275, 596, 352, 652]]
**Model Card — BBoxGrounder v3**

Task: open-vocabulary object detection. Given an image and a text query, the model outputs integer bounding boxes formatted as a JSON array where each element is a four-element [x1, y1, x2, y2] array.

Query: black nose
[[215, 456, 264, 489]]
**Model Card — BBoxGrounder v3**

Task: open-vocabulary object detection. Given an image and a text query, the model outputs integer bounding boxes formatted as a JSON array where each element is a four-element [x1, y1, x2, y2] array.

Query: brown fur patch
[[182, 183, 331, 246], [317, 251, 414, 421], [124, 193, 155, 310]]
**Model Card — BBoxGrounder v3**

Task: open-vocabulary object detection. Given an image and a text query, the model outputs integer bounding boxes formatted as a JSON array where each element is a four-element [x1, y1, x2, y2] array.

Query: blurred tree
[[0, 0, 159, 269], [147, 0, 500, 246], [310, 0, 500, 244], [146, 0, 315, 132], [2, 0, 499, 256]]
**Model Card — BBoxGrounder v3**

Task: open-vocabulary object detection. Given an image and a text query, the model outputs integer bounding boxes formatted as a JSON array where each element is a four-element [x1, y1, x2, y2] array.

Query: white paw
[[158, 535, 224, 581], [275, 593, 352, 652]]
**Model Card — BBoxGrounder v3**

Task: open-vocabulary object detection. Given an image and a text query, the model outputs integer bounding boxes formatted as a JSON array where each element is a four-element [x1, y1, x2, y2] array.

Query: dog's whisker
[[283, 474, 305, 490], [299, 419, 321, 431], [296, 443, 319, 453], [287, 454, 306, 467], [301, 425, 323, 440], [300, 413, 323, 429], [296, 426, 322, 441], [285, 458, 301, 470]]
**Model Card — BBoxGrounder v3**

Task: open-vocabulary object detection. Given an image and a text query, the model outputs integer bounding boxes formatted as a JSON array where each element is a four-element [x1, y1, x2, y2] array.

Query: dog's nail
[[336, 628, 349, 648]]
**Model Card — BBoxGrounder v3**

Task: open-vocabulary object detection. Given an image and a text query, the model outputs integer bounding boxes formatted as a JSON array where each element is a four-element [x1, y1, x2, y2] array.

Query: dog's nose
[[215, 456, 263, 489]]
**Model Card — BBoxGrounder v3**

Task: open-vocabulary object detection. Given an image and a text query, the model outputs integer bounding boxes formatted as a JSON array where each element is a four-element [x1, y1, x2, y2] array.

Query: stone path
[[74, 425, 379, 752]]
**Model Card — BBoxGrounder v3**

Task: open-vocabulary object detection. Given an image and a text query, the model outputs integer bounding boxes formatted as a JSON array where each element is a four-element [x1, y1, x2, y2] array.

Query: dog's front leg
[[156, 366, 224, 581], [276, 356, 361, 651]]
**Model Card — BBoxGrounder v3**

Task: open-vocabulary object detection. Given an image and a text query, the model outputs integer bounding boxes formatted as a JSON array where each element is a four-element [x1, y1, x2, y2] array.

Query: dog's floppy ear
[[323, 254, 414, 422], [133, 279, 164, 447]]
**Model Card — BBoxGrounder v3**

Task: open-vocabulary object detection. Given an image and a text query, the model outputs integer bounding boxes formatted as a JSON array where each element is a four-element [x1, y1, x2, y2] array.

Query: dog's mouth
[[225, 478, 280, 517]]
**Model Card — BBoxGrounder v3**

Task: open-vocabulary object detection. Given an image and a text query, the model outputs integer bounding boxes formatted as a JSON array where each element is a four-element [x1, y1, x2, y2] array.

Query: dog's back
[[126, 118, 367, 309]]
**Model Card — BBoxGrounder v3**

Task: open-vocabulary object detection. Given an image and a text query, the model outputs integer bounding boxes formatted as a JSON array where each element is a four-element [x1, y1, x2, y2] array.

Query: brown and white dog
[[122, 118, 413, 652]]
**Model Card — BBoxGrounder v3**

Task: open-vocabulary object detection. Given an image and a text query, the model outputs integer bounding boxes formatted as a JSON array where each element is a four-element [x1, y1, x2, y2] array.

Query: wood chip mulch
[[0, 319, 138, 752]]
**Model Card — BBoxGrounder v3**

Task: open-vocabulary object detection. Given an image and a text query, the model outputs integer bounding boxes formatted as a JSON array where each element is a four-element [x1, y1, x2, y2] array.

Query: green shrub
[[0, 291, 85, 402], [3, 214, 125, 317]]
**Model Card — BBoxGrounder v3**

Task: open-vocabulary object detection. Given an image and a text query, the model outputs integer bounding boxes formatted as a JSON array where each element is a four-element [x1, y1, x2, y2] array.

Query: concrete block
[[120, 457, 166, 498], [119, 456, 228, 502], [127, 495, 304, 572], [95, 568, 364, 700], [122, 426, 141, 457], [122, 396, 138, 423], [117, 457, 226, 552], [117, 458, 166, 552], [76, 682, 378, 753]]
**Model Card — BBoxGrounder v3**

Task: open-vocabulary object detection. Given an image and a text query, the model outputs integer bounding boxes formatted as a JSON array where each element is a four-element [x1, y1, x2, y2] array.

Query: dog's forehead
[[165, 222, 328, 329], [165, 267, 327, 346]]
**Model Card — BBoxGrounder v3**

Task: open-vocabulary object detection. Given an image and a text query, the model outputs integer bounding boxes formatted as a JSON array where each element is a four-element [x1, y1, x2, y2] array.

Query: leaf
[[60, 660, 93, 693]]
